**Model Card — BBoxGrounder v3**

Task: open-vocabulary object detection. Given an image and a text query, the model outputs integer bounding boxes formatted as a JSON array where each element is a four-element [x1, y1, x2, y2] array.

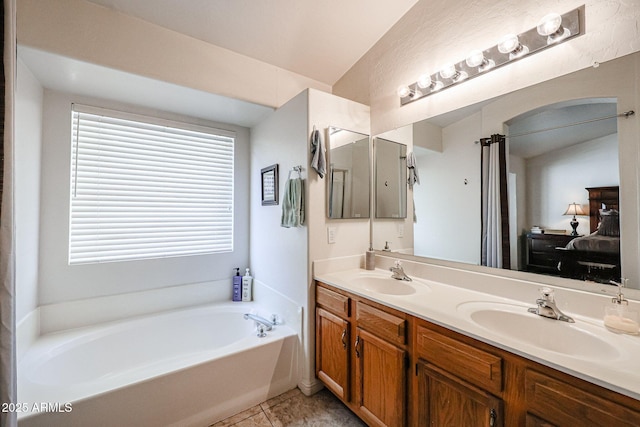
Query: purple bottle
[[232, 268, 242, 302]]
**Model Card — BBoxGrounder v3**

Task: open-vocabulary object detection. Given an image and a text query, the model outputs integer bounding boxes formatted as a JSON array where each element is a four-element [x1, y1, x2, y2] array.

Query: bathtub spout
[[244, 313, 274, 331]]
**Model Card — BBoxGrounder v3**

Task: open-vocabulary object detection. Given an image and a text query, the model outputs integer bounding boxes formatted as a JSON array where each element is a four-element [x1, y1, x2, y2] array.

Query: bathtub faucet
[[244, 313, 275, 331]]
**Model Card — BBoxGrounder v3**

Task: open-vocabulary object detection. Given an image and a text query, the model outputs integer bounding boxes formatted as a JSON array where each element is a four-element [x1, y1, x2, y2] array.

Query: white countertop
[[314, 256, 640, 401]]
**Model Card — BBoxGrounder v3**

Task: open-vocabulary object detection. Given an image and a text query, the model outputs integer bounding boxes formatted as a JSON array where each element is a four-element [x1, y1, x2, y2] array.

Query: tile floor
[[210, 388, 366, 427]]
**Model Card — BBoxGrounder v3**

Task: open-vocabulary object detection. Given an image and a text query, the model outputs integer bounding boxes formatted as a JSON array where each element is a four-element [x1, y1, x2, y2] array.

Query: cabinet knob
[[341, 329, 347, 349], [355, 335, 361, 358], [489, 408, 497, 426]]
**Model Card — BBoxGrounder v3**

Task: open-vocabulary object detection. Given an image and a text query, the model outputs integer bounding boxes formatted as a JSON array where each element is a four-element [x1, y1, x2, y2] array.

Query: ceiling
[[507, 100, 618, 159], [83, 0, 420, 86]]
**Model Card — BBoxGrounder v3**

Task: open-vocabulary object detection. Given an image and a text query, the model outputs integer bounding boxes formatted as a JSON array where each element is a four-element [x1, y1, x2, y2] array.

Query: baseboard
[[297, 378, 324, 396]]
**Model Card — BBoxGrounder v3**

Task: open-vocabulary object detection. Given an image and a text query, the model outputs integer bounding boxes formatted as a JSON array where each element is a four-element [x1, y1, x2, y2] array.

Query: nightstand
[[525, 233, 577, 274]]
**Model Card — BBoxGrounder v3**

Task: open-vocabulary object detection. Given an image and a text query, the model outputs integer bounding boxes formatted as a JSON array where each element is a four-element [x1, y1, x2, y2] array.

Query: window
[[69, 104, 234, 264]]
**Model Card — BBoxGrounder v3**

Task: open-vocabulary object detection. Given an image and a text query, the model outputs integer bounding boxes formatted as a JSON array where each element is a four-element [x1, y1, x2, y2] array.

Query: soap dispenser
[[242, 268, 253, 302], [232, 268, 242, 302], [604, 279, 639, 335]]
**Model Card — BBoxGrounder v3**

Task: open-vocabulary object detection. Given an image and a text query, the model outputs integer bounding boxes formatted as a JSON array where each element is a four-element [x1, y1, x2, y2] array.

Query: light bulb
[[397, 85, 412, 98], [466, 50, 495, 72], [417, 74, 432, 89], [537, 13, 562, 36], [498, 34, 529, 59], [439, 64, 457, 79], [465, 50, 485, 68], [498, 34, 519, 53], [537, 12, 570, 44], [440, 64, 467, 82]]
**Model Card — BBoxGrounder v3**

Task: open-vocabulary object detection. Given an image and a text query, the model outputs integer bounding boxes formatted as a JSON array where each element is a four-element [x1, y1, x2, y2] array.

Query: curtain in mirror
[[481, 134, 510, 268]]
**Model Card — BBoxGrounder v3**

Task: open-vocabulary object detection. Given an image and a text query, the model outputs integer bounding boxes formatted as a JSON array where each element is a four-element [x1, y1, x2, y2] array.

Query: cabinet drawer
[[356, 302, 406, 346], [525, 369, 640, 426], [316, 285, 350, 318], [416, 325, 502, 394], [530, 239, 565, 252]]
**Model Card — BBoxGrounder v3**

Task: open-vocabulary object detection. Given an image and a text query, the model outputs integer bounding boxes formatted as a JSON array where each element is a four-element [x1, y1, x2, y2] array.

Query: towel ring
[[288, 165, 303, 180]]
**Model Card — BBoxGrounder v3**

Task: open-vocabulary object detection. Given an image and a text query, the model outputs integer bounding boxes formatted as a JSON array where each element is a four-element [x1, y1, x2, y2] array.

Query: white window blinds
[[69, 104, 234, 264]]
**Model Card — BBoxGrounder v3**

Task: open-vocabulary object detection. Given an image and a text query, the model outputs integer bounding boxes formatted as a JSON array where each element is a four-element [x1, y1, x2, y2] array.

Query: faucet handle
[[539, 287, 555, 302], [394, 260, 402, 268]]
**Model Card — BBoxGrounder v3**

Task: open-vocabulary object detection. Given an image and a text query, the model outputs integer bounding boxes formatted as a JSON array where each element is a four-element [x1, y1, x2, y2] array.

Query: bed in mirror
[[371, 52, 639, 291], [327, 127, 370, 219]]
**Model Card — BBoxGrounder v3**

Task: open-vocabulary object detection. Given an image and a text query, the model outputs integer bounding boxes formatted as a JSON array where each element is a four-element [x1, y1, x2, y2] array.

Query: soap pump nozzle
[[610, 278, 629, 305], [234, 267, 240, 276]]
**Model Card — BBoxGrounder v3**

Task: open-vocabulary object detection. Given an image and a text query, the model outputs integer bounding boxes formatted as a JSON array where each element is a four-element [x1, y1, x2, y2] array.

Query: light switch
[[327, 226, 336, 244], [398, 224, 404, 238]]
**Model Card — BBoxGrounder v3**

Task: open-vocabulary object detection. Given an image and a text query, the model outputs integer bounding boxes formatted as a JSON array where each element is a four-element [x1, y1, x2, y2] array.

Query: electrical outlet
[[327, 226, 336, 244], [398, 224, 404, 238]]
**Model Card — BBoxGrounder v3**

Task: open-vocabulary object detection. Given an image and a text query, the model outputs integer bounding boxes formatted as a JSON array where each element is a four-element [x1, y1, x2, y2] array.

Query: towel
[[310, 129, 326, 178], [407, 151, 419, 188], [281, 177, 305, 228]]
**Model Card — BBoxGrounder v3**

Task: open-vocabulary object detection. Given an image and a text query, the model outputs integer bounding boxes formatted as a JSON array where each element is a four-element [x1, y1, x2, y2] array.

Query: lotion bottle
[[232, 268, 242, 302], [242, 268, 253, 302]]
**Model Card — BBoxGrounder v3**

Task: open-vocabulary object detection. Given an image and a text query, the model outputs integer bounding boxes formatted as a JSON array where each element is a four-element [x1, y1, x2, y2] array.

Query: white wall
[[306, 89, 370, 392], [15, 59, 43, 322], [334, 0, 640, 136], [17, 0, 330, 110], [249, 90, 309, 390], [413, 112, 482, 263], [37, 90, 250, 304], [524, 134, 619, 233]]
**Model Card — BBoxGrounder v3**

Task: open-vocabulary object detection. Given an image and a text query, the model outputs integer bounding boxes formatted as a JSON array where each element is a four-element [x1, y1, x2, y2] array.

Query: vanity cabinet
[[355, 302, 408, 427], [316, 307, 350, 400], [316, 282, 409, 427], [524, 369, 640, 427], [315, 280, 640, 427], [316, 286, 351, 400], [414, 323, 503, 426], [417, 362, 502, 426]]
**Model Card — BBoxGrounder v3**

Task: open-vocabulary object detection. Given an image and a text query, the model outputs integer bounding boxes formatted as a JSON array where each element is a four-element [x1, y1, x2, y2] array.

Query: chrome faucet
[[389, 260, 412, 281], [244, 313, 275, 331], [527, 288, 574, 323]]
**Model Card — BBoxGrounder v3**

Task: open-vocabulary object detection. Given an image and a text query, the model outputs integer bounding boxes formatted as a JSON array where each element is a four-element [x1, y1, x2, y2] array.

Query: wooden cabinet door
[[417, 362, 503, 427], [355, 328, 406, 427], [316, 307, 350, 400]]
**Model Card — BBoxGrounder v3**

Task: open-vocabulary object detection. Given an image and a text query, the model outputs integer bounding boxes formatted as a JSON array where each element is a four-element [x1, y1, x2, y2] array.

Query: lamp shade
[[563, 202, 586, 216]]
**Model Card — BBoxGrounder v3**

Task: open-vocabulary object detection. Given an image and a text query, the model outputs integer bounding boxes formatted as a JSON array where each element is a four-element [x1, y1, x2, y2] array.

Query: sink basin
[[458, 302, 620, 360], [350, 276, 417, 295]]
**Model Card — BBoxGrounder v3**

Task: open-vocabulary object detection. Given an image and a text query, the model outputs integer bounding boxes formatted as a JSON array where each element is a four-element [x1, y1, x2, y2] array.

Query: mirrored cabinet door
[[327, 127, 370, 219], [374, 138, 407, 219]]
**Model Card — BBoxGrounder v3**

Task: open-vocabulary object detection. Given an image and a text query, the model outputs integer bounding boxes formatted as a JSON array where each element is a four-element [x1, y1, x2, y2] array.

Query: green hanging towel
[[281, 177, 305, 228]]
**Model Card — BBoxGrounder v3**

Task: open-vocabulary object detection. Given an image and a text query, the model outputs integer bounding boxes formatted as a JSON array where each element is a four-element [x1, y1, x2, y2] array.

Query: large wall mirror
[[372, 52, 639, 292], [327, 127, 370, 219]]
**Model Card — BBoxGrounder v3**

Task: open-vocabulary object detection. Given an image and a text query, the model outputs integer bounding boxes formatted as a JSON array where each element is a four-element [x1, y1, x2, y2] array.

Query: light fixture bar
[[399, 6, 583, 106]]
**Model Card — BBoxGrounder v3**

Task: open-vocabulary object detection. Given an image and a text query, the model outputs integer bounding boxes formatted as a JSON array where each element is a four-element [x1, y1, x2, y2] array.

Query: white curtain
[[481, 134, 509, 269], [1, 0, 16, 426]]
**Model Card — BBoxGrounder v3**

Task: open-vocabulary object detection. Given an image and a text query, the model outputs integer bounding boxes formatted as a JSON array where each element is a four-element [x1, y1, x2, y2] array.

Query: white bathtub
[[18, 302, 299, 427]]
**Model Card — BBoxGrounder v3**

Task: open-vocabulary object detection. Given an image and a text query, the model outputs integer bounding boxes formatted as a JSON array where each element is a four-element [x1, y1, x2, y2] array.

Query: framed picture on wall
[[261, 164, 279, 206]]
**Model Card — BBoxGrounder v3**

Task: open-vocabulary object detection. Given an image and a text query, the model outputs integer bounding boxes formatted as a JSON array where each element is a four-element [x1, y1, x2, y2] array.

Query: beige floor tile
[[263, 389, 366, 427], [260, 388, 303, 411], [232, 411, 274, 427], [211, 405, 264, 427]]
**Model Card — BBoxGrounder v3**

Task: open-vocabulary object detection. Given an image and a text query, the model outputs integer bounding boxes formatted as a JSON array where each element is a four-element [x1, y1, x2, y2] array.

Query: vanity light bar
[[399, 6, 583, 106]]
